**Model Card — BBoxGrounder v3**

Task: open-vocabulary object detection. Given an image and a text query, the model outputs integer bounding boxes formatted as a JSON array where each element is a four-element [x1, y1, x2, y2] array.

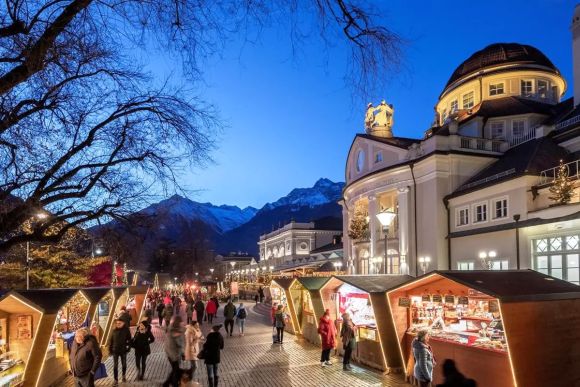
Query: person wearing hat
[[109, 318, 132, 385], [318, 309, 336, 367], [202, 324, 224, 387], [118, 305, 132, 327]]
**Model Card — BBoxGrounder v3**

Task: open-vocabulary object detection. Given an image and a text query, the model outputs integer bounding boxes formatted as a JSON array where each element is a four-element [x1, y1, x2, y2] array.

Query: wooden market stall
[[80, 288, 114, 343], [102, 287, 128, 352], [127, 285, 149, 327], [290, 277, 330, 345], [321, 275, 412, 372], [270, 278, 298, 335], [387, 270, 580, 387]]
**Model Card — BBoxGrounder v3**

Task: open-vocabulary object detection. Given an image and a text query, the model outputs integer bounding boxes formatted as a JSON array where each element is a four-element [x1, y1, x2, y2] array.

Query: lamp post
[[376, 208, 397, 274], [332, 262, 343, 273], [478, 250, 497, 270], [418, 256, 431, 275]]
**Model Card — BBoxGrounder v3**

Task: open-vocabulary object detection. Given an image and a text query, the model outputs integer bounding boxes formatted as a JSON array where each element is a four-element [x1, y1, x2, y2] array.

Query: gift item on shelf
[[0, 351, 24, 387]]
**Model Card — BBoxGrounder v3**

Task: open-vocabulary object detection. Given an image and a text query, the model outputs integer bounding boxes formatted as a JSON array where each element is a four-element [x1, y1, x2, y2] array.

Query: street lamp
[[418, 256, 431, 275], [332, 262, 343, 272], [376, 208, 397, 274], [478, 250, 497, 270]]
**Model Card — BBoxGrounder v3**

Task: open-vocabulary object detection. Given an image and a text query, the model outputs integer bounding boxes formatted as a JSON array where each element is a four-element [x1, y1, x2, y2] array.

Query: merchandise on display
[[0, 351, 24, 387], [338, 284, 376, 328], [406, 294, 506, 352]]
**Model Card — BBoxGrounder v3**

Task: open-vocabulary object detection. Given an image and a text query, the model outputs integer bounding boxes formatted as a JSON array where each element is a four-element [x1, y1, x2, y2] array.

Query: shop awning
[[296, 276, 331, 290], [434, 270, 580, 302], [14, 288, 79, 314], [80, 288, 112, 304], [334, 275, 414, 294], [271, 278, 295, 290]]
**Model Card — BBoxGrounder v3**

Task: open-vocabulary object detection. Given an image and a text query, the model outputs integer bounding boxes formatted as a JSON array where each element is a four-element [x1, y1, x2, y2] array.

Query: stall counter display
[[46, 292, 90, 360], [270, 287, 287, 307], [0, 351, 24, 387], [338, 284, 378, 342]]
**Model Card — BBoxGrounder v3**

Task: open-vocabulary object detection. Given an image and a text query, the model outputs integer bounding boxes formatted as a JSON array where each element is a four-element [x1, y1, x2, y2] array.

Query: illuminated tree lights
[[549, 160, 576, 205]]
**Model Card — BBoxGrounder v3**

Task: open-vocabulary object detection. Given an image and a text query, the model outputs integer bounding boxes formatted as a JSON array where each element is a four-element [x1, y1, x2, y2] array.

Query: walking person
[[258, 286, 264, 303], [163, 316, 185, 387], [202, 324, 224, 387], [236, 303, 247, 336], [270, 303, 278, 327], [163, 302, 174, 330], [340, 312, 356, 371], [132, 322, 155, 381], [274, 304, 286, 344], [223, 299, 236, 337], [69, 327, 102, 387], [413, 329, 435, 387], [157, 302, 165, 326], [184, 321, 203, 379], [206, 298, 217, 324], [186, 301, 194, 325], [318, 309, 336, 367], [118, 305, 132, 327], [194, 298, 205, 325], [109, 318, 132, 385]]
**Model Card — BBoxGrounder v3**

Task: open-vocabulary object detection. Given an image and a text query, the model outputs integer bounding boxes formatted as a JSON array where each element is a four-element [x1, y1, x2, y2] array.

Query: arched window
[[356, 150, 365, 172]]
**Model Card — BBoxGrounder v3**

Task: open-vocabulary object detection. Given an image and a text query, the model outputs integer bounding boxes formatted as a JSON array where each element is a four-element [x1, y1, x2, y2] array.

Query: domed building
[[341, 8, 580, 281]]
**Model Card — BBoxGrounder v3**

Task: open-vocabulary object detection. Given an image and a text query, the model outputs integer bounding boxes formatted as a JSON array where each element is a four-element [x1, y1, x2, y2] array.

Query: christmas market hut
[[102, 287, 129, 352], [386, 270, 580, 387], [320, 275, 412, 372], [270, 278, 299, 335], [80, 287, 114, 343], [127, 285, 150, 326], [0, 288, 87, 387], [289, 277, 331, 345]]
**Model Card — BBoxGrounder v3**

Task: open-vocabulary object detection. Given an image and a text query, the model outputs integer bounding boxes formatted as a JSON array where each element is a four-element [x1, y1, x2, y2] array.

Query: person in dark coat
[[70, 328, 102, 387], [163, 316, 184, 387], [118, 305, 132, 327], [340, 312, 356, 371], [132, 322, 155, 381], [203, 324, 224, 387], [194, 299, 205, 325], [156, 303, 165, 326], [436, 359, 477, 387], [109, 319, 132, 385], [258, 286, 264, 303], [413, 330, 435, 387]]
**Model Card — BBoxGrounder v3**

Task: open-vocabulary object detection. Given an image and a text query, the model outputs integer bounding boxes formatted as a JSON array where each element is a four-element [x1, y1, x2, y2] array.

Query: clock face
[[356, 150, 365, 172]]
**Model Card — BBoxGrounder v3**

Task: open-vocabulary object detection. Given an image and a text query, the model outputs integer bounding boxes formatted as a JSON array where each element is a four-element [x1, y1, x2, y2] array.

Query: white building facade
[[342, 5, 580, 282]]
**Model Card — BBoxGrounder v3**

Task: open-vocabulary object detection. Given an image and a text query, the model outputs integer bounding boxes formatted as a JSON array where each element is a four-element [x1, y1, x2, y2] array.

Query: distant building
[[258, 219, 342, 271], [342, 6, 580, 282], [215, 252, 256, 280]]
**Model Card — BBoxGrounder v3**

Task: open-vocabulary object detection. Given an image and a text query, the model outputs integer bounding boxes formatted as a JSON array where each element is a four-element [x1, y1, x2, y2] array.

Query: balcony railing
[[508, 125, 538, 147], [538, 159, 580, 185], [459, 136, 504, 153]]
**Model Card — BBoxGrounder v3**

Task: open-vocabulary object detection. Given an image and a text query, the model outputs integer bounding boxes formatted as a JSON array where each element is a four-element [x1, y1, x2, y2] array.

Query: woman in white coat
[[184, 321, 204, 378]]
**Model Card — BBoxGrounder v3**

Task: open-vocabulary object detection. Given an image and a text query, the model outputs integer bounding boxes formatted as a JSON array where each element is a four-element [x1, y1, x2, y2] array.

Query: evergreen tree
[[348, 206, 369, 240], [549, 160, 575, 205]]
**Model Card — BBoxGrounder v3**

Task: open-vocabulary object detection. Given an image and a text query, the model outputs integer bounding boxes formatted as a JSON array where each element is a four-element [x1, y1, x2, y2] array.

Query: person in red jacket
[[318, 309, 337, 367], [206, 298, 217, 324]]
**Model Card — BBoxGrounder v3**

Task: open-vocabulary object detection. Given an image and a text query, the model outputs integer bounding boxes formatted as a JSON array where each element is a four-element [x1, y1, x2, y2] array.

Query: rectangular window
[[512, 120, 525, 138], [521, 80, 533, 96], [533, 234, 580, 284], [375, 152, 383, 163], [473, 202, 487, 223], [493, 197, 508, 219], [490, 260, 509, 270], [490, 121, 505, 139], [489, 83, 504, 96], [457, 261, 474, 270], [450, 100, 458, 113], [462, 91, 474, 109], [456, 207, 469, 227], [537, 80, 548, 97]]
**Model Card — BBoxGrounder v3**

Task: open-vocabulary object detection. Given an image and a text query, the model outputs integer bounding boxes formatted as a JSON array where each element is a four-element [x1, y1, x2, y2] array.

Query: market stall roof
[[15, 288, 79, 314], [296, 276, 331, 291], [334, 275, 414, 294], [112, 287, 128, 299], [80, 287, 112, 304], [434, 270, 580, 302], [128, 285, 150, 295], [271, 278, 295, 290]]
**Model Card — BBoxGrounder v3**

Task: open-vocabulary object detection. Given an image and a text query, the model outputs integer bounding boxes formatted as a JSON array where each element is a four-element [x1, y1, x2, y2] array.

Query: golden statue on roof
[[364, 100, 394, 138]]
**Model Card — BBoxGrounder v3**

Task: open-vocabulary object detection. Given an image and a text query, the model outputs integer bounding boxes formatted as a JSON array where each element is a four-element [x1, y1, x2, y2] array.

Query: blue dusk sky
[[146, 0, 576, 209]]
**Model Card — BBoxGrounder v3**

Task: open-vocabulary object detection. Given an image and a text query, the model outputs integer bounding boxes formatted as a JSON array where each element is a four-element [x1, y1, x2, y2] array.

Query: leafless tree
[[0, 0, 402, 252]]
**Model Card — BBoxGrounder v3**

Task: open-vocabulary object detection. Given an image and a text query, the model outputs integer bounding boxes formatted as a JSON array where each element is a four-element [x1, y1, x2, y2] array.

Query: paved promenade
[[63, 302, 411, 387]]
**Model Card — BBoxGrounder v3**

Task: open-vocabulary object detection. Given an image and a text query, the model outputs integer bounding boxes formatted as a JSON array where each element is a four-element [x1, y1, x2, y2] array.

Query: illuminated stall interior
[[387, 270, 580, 387], [81, 288, 113, 344], [270, 278, 297, 334], [0, 293, 44, 387], [127, 285, 149, 327], [102, 287, 129, 351], [321, 275, 412, 372], [290, 277, 330, 345]]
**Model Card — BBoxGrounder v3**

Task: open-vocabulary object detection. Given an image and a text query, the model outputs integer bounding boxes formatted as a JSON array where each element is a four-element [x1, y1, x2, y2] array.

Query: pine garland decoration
[[549, 160, 575, 205]]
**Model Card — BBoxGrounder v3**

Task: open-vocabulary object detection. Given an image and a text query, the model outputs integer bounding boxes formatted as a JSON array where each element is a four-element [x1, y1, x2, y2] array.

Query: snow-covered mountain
[[140, 195, 258, 233], [261, 178, 345, 211]]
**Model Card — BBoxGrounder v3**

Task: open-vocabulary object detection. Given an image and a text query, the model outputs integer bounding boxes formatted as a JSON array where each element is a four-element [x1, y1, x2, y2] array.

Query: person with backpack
[[109, 318, 132, 385], [70, 327, 102, 387], [236, 303, 247, 336], [223, 299, 236, 337], [132, 322, 155, 381], [156, 302, 165, 326], [201, 324, 224, 387]]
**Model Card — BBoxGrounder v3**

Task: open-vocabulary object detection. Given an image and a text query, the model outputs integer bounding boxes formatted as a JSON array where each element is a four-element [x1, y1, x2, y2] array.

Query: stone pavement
[[62, 302, 411, 387]]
